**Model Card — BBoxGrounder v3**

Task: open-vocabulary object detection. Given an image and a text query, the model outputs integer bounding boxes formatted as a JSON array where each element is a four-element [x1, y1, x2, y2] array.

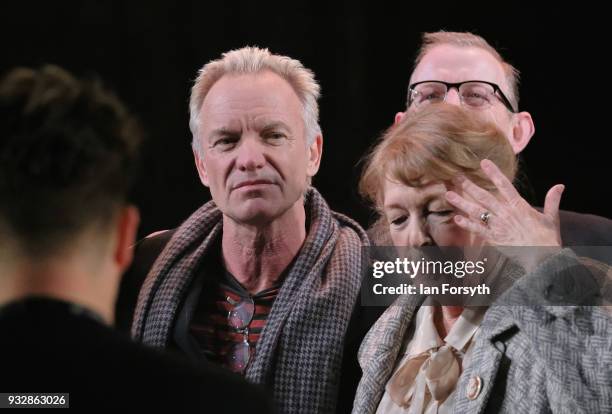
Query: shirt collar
[[405, 298, 486, 358]]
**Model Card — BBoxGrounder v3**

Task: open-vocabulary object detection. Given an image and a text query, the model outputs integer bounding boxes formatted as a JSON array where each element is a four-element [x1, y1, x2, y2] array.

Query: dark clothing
[[116, 229, 177, 334], [556, 210, 612, 246], [1, 297, 273, 413]]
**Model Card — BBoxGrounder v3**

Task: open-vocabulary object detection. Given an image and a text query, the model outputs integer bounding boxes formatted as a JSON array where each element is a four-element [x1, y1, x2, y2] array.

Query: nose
[[235, 136, 265, 172], [404, 216, 433, 247], [444, 87, 462, 106]]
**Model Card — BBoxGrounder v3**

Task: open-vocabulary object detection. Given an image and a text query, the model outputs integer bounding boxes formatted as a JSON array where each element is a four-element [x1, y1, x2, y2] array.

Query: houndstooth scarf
[[131, 187, 369, 413]]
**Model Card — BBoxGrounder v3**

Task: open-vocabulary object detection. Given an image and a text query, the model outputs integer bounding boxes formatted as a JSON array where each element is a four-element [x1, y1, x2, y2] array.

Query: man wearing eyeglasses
[[386, 31, 612, 247]]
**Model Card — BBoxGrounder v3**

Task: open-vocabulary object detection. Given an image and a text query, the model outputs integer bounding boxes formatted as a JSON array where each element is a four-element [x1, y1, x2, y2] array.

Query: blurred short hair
[[0, 65, 142, 255]]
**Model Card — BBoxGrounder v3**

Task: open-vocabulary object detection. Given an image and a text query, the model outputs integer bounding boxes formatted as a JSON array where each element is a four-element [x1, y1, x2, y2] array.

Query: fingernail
[[446, 191, 457, 201]]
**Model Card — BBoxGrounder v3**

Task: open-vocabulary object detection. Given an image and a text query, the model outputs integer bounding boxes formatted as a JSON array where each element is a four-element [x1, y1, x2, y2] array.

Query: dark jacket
[[1, 297, 274, 413]]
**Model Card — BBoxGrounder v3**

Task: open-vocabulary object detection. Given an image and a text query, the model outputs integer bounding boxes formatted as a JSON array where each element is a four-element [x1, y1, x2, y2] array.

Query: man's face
[[405, 44, 526, 150], [194, 71, 321, 226]]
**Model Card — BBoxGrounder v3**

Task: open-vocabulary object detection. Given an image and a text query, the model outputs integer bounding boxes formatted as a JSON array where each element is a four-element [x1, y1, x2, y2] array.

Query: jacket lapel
[[452, 305, 517, 413], [354, 294, 424, 414]]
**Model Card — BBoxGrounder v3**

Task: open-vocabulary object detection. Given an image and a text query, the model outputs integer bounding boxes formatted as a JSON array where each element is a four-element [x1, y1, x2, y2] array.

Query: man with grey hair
[[121, 46, 369, 414]]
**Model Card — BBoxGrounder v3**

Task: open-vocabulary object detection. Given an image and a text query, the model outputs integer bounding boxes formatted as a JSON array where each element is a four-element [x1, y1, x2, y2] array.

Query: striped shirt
[[189, 254, 282, 374]]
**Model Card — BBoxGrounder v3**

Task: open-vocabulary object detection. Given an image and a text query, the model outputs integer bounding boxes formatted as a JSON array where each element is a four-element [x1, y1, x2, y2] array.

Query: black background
[[2, 1, 610, 237]]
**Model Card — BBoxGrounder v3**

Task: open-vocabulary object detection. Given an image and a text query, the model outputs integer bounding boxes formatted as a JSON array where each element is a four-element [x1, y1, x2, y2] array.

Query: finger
[[453, 214, 490, 238], [543, 184, 565, 219], [446, 190, 488, 221], [481, 159, 522, 205], [454, 175, 505, 214]]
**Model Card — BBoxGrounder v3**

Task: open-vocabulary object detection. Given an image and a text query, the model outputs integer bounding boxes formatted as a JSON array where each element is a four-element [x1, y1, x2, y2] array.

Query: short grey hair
[[189, 46, 321, 153]]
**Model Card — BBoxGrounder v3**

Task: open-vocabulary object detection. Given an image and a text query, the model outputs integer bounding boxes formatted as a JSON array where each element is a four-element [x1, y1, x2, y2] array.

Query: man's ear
[[394, 111, 406, 125], [114, 205, 140, 273], [306, 134, 323, 177], [508, 111, 535, 154], [193, 146, 210, 187]]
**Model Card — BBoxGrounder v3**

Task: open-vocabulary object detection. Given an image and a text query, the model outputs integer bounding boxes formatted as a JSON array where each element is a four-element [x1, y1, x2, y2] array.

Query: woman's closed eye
[[389, 215, 408, 226], [428, 209, 454, 217], [424, 209, 454, 225]]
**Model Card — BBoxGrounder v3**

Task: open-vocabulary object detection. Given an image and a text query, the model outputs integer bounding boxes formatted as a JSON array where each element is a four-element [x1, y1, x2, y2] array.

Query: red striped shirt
[[189, 265, 280, 374]]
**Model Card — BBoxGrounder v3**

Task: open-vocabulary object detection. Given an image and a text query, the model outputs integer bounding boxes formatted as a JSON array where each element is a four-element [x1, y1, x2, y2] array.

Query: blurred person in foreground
[[0, 65, 273, 412]]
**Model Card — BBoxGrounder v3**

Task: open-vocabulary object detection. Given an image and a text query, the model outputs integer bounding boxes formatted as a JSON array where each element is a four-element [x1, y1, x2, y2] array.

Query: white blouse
[[375, 300, 486, 414]]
